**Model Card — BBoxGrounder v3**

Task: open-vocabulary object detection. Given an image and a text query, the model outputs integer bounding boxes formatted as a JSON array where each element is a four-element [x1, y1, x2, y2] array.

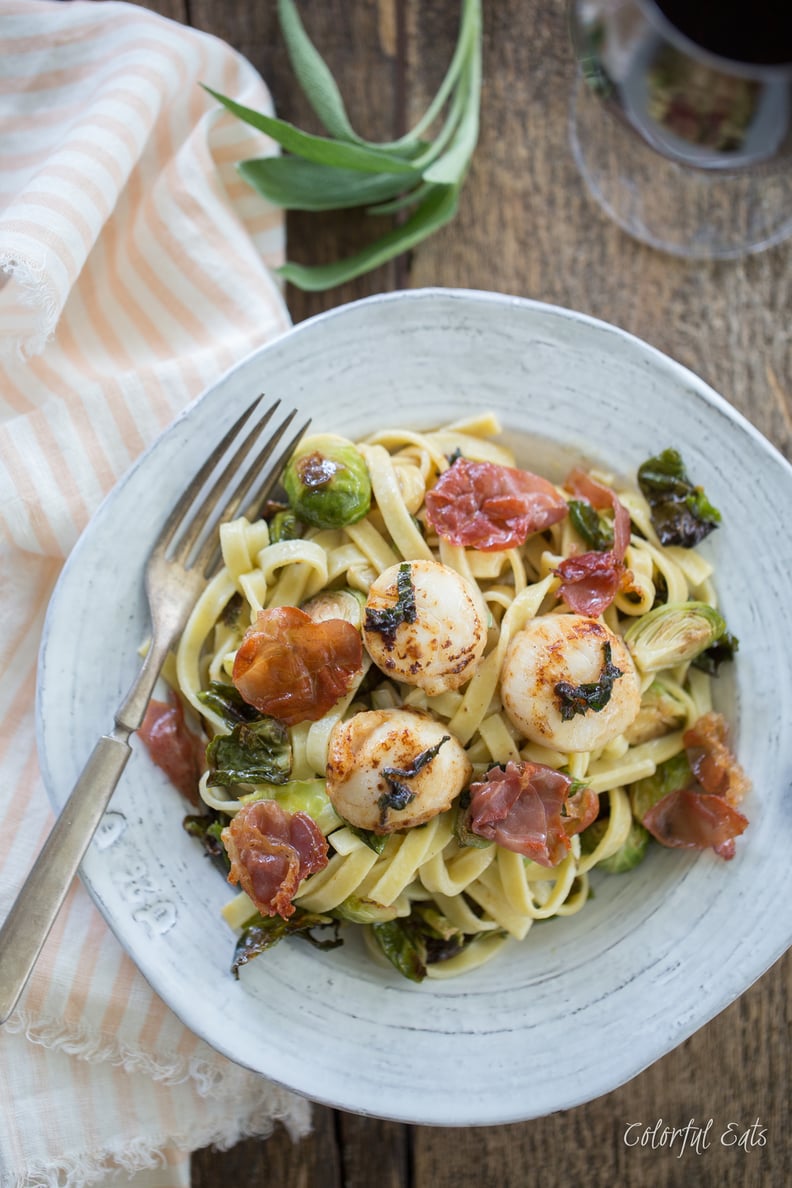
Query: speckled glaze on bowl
[[37, 289, 792, 1125]]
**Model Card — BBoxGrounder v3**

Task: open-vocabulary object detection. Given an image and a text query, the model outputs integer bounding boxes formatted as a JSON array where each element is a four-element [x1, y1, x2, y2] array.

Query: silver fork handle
[[0, 733, 131, 1023], [0, 639, 169, 1026]]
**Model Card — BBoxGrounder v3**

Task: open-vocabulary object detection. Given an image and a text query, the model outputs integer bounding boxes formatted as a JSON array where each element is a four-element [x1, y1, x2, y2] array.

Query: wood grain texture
[[122, 1, 790, 1183]]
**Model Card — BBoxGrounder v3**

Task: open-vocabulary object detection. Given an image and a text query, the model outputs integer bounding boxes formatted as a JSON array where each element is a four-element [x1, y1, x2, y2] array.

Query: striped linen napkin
[[0, 2, 311, 1184]]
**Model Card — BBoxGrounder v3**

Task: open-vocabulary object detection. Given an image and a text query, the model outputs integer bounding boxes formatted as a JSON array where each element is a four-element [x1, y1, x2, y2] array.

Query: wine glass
[[568, 0, 792, 258]]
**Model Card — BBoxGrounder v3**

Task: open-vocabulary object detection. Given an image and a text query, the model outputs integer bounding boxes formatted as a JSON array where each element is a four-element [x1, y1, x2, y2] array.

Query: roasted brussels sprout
[[623, 601, 725, 672], [623, 679, 689, 745], [269, 509, 303, 542], [283, 433, 371, 528], [301, 587, 366, 629], [333, 895, 401, 923], [581, 817, 650, 872], [240, 778, 342, 834], [630, 751, 691, 824]]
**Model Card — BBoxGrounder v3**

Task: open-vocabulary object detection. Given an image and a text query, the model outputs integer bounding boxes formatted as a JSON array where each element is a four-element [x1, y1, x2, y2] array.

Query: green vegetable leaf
[[278, 182, 460, 291], [232, 908, 342, 978], [421, 9, 481, 185], [202, 2, 481, 290], [278, 0, 479, 155], [203, 85, 420, 175], [276, 0, 363, 145], [580, 816, 650, 872], [238, 156, 413, 212], [182, 810, 230, 872], [568, 499, 614, 551], [630, 751, 692, 824], [692, 629, 739, 675], [555, 641, 624, 720], [206, 717, 292, 787], [637, 448, 721, 547], [197, 680, 260, 727], [371, 903, 467, 982]]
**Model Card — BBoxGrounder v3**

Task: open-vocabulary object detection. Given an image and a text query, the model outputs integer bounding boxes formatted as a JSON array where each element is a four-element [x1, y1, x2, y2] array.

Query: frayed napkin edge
[[0, 249, 60, 362], [0, 1089, 312, 1188]]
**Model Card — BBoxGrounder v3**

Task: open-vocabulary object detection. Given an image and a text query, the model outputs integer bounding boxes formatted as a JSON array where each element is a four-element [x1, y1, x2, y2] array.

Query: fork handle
[[0, 732, 131, 1025]]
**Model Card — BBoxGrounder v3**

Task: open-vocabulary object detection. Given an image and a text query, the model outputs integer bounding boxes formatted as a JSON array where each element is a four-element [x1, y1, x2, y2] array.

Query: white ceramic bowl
[[37, 289, 792, 1124]]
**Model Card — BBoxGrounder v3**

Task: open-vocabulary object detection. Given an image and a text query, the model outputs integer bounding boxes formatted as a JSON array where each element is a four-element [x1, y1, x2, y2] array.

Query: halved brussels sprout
[[269, 509, 303, 542], [581, 817, 650, 872], [239, 778, 342, 834], [624, 679, 689, 746], [333, 895, 401, 923], [283, 433, 371, 528], [301, 587, 366, 629], [629, 751, 691, 824], [623, 601, 725, 672]]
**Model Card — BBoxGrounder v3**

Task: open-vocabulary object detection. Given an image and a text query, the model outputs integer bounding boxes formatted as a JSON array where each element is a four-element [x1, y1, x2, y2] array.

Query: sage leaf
[[238, 156, 412, 211], [277, 0, 362, 145], [279, 183, 459, 291], [278, 0, 478, 155], [203, 86, 419, 175]]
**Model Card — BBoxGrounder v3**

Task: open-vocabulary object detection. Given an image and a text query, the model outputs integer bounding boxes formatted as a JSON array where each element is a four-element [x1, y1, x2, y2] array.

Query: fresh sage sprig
[[204, 0, 482, 290]]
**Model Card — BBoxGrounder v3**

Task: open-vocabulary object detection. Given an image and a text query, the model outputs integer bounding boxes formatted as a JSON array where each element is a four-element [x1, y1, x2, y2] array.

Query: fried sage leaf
[[206, 717, 291, 787], [637, 448, 721, 547], [555, 641, 623, 720]]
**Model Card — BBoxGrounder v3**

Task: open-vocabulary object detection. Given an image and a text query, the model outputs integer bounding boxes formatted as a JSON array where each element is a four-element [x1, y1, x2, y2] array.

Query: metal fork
[[0, 396, 308, 1025]]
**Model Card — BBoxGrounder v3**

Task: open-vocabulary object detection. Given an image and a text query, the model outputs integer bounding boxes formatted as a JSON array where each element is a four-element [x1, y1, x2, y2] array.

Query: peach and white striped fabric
[[0, 2, 310, 1184]]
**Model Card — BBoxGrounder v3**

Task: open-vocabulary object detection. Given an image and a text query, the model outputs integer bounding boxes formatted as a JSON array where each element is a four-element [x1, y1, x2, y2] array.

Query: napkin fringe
[[3, 1093, 311, 1188], [0, 249, 59, 361], [5, 1008, 275, 1100]]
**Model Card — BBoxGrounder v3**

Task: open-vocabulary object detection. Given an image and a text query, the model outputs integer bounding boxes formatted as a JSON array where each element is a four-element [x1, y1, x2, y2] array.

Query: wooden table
[[136, 3, 791, 1184]]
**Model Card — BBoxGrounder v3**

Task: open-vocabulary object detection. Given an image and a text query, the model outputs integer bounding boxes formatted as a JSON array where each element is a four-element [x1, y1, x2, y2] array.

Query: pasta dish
[[141, 412, 749, 982]]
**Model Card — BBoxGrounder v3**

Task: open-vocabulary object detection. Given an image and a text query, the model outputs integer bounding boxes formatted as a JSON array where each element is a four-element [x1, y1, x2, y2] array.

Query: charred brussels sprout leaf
[[555, 641, 623, 720], [454, 788, 494, 849], [637, 448, 721, 547], [623, 601, 725, 672], [206, 717, 291, 787], [231, 908, 342, 978], [630, 751, 692, 824], [372, 904, 467, 982], [344, 824, 389, 854], [301, 587, 366, 628], [198, 681, 261, 727], [269, 509, 304, 542], [580, 817, 650, 872], [283, 433, 371, 528], [568, 499, 614, 551], [182, 810, 230, 872], [692, 629, 739, 675]]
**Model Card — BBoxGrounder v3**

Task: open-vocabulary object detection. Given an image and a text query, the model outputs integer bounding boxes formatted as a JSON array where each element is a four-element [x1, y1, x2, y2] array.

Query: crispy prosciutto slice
[[643, 712, 750, 860], [222, 799, 328, 919], [642, 788, 748, 860], [683, 711, 751, 805], [466, 760, 599, 867], [139, 694, 204, 804], [232, 605, 362, 727], [425, 458, 568, 552], [555, 468, 631, 616]]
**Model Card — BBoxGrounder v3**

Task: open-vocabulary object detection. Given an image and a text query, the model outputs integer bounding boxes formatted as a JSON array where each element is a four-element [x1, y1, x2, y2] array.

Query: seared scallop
[[500, 614, 641, 752], [363, 559, 487, 696], [326, 707, 472, 834]]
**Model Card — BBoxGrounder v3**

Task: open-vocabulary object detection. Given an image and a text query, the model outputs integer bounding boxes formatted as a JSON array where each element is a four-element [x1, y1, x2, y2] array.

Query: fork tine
[[194, 414, 312, 577], [157, 395, 276, 556]]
